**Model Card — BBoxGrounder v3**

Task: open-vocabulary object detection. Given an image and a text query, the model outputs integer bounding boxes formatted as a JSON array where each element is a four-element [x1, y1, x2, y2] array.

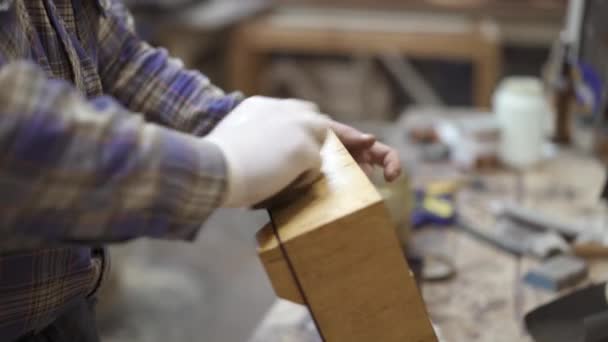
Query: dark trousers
[[16, 298, 100, 342]]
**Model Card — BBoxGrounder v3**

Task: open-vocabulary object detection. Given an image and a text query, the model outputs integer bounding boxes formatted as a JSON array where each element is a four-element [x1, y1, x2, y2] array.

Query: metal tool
[[498, 202, 582, 239], [524, 255, 588, 291], [459, 218, 570, 258]]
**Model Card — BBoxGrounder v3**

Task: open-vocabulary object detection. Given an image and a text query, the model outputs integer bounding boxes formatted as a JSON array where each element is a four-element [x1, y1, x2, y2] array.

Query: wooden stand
[[256, 132, 437, 342], [230, 9, 502, 108]]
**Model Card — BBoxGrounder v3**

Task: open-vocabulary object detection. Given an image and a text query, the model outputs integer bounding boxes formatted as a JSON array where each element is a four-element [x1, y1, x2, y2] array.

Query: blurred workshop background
[[97, 1, 608, 342]]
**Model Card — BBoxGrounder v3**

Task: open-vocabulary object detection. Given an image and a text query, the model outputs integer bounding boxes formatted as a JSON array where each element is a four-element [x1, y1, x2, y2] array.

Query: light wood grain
[[257, 223, 305, 304], [257, 132, 437, 342]]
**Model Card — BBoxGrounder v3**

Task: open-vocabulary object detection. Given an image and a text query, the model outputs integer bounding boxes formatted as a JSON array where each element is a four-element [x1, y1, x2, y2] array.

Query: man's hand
[[330, 121, 402, 182], [205, 97, 329, 208]]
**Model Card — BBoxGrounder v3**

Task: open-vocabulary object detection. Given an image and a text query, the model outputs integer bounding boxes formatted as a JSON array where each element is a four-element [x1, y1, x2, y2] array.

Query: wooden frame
[[230, 10, 502, 108], [256, 132, 437, 341], [274, 1, 566, 19]]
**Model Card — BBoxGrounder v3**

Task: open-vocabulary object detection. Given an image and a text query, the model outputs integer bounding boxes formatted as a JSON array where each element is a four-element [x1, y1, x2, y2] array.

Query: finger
[[368, 142, 402, 182], [360, 163, 374, 177], [329, 121, 376, 151], [353, 151, 376, 179], [383, 149, 402, 182], [353, 149, 372, 165]]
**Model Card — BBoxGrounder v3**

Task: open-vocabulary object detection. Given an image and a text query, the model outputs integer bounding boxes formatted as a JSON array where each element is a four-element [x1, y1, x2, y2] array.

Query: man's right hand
[[205, 96, 330, 208]]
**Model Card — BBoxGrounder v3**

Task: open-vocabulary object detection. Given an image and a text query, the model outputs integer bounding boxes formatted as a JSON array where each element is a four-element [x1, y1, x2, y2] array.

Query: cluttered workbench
[[248, 107, 608, 342]]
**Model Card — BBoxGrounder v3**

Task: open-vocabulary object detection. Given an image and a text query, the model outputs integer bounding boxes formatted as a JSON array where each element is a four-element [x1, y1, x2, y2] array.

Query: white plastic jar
[[494, 77, 549, 168]]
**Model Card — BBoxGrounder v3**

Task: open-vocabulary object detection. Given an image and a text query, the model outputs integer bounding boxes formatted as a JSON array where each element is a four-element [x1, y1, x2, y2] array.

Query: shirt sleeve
[[97, 0, 243, 136], [0, 61, 227, 244]]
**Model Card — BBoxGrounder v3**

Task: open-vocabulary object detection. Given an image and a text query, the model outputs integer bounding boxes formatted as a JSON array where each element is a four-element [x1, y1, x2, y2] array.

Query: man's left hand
[[330, 121, 402, 182]]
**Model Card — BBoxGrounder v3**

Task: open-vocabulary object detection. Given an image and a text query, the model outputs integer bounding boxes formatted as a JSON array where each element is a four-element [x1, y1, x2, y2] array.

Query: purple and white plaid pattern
[[0, 1, 241, 340]]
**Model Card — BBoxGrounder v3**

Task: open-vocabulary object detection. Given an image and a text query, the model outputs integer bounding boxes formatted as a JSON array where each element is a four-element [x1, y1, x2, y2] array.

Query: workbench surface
[[248, 124, 608, 342]]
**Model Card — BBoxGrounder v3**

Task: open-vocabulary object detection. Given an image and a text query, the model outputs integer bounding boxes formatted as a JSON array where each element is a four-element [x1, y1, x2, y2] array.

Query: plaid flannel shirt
[[0, 0, 242, 340]]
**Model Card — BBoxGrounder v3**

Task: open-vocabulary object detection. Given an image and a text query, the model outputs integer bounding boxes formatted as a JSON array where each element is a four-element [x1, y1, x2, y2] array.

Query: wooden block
[[256, 131, 437, 342]]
